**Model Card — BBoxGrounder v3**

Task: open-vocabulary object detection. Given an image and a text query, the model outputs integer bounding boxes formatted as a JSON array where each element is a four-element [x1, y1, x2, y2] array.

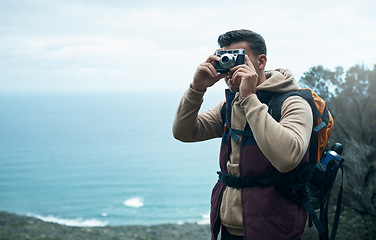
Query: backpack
[[268, 88, 344, 240], [219, 88, 344, 240]]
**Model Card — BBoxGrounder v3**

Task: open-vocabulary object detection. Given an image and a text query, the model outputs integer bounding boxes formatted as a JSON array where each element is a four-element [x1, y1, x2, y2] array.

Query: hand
[[191, 52, 227, 92], [230, 55, 258, 99]]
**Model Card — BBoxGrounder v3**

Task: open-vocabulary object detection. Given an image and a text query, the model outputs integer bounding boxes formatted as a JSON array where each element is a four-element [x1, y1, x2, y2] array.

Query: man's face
[[222, 41, 258, 92]]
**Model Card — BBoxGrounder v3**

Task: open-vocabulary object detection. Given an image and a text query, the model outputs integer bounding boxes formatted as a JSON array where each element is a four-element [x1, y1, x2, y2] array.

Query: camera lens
[[222, 56, 230, 63], [219, 53, 235, 70]]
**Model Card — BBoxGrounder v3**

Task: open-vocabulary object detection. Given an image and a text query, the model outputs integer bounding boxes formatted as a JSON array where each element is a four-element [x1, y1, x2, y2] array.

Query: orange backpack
[[300, 88, 333, 163], [267, 88, 334, 165], [268, 88, 342, 240]]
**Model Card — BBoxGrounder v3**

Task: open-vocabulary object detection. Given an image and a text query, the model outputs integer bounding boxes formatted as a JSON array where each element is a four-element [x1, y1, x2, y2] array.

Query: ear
[[257, 54, 267, 70]]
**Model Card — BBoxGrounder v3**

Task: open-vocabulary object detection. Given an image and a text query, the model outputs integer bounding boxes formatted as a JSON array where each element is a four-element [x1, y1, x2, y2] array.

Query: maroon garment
[[210, 91, 308, 240]]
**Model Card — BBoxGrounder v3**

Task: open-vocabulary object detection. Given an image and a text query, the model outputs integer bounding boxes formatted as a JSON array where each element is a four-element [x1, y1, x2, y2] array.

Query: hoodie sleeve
[[172, 87, 224, 142], [240, 94, 313, 173]]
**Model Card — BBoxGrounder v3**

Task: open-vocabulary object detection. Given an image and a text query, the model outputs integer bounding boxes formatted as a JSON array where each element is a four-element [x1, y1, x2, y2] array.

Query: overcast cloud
[[0, 0, 375, 93]]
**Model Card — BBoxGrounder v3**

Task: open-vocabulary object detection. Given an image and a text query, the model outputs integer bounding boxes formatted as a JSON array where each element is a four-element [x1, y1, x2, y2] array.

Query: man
[[173, 29, 313, 240]]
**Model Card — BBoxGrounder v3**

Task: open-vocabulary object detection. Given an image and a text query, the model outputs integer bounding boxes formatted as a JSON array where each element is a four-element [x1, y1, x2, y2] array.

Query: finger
[[213, 48, 223, 55], [245, 55, 257, 72], [201, 61, 226, 79], [198, 63, 216, 78], [206, 49, 223, 63], [244, 54, 253, 66], [215, 72, 227, 81], [206, 63, 218, 78], [204, 54, 218, 63], [231, 67, 256, 84], [201, 62, 223, 79], [208, 64, 227, 80], [231, 70, 245, 84], [230, 64, 252, 74]]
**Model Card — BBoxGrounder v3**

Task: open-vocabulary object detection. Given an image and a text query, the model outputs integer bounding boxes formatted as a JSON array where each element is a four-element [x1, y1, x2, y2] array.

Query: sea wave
[[27, 213, 108, 227], [197, 212, 210, 225], [123, 197, 144, 208]]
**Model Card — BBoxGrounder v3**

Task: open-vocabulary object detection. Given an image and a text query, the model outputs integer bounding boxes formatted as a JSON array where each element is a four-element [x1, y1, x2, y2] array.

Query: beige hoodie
[[173, 69, 313, 236]]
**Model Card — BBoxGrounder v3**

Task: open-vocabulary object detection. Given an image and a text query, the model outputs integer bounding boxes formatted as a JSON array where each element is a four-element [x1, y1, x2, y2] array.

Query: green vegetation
[[300, 64, 376, 216], [299, 64, 376, 239], [301, 206, 376, 240]]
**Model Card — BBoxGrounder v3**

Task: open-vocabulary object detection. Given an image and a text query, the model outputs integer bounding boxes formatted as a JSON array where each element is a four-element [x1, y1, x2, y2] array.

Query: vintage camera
[[214, 49, 245, 73]]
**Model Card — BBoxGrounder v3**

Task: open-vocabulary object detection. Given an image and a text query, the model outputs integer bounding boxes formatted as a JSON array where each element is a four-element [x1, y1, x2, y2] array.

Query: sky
[[0, 0, 375, 94]]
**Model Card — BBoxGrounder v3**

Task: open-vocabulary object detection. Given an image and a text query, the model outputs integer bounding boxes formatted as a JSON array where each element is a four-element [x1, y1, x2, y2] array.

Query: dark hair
[[217, 29, 267, 57]]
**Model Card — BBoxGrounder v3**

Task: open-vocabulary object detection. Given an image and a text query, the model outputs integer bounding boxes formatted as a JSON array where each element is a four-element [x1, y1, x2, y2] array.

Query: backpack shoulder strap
[[221, 101, 226, 127], [268, 89, 331, 131], [267, 90, 300, 122]]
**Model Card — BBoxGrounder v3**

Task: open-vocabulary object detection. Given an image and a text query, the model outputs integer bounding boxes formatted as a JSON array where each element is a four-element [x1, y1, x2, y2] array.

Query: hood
[[256, 68, 300, 93]]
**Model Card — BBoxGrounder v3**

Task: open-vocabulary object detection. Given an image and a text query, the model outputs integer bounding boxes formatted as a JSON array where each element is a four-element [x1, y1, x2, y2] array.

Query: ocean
[[0, 90, 225, 227]]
